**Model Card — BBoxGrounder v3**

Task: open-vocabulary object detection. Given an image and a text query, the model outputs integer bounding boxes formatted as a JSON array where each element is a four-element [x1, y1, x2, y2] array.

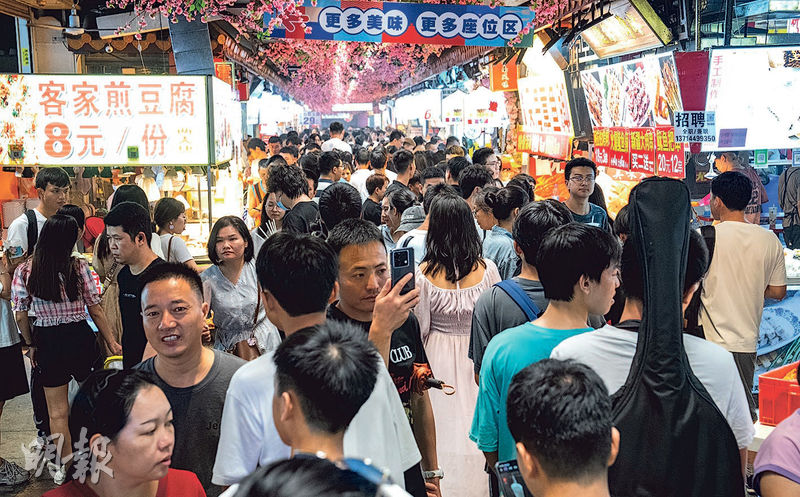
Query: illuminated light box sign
[[265, 0, 536, 47], [212, 77, 243, 165], [704, 46, 800, 151], [0, 74, 239, 166], [580, 52, 682, 129], [516, 36, 574, 160]]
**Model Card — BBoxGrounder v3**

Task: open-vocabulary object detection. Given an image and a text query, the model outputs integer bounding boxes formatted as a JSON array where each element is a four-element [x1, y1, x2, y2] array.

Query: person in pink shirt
[[753, 365, 800, 497]]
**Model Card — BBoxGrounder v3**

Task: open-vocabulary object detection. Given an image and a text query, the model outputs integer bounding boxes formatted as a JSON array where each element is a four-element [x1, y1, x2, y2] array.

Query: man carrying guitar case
[[608, 178, 744, 497]]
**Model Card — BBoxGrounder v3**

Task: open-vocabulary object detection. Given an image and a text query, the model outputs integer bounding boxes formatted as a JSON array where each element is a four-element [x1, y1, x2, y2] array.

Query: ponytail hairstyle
[[484, 185, 530, 222], [28, 214, 80, 302]]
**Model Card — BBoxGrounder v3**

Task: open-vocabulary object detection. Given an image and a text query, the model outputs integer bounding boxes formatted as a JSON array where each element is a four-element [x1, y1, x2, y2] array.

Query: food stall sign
[[490, 55, 519, 92], [581, 52, 682, 130], [629, 127, 655, 174], [212, 76, 243, 165], [516, 35, 573, 160], [704, 46, 800, 151], [265, 0, 536, 48], [608, 127, 631, 170], [673, 111, 716, 143], [655, 126, 685, 178], [593, 127, 610, 167], [0, 74, 212, 166], [516, 127, 571, 160]]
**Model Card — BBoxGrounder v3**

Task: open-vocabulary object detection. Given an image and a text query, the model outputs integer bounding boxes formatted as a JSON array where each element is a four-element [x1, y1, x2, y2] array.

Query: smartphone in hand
[[495, 460, 533, 497], [390, 247, 415, 295]]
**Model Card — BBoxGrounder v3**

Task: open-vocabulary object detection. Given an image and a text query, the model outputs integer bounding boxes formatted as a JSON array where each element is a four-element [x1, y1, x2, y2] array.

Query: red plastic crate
[[759, 361, 800, 427]]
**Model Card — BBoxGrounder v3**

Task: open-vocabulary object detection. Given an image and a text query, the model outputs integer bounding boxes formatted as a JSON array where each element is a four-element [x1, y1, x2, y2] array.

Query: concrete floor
[[0, 355, 57, 496]]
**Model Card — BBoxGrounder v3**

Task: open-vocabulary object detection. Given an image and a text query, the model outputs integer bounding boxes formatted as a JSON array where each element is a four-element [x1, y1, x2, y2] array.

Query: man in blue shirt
[[470, 223, 620, 495], [563, 158, 611, 232]]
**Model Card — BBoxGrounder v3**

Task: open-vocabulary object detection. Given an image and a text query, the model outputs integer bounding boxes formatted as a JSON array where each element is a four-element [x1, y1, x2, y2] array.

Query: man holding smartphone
[[327, 219, 442, 497]]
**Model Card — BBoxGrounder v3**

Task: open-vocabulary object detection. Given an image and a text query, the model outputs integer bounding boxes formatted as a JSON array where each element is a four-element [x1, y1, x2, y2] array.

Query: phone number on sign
[[675, 135, 716, 143]]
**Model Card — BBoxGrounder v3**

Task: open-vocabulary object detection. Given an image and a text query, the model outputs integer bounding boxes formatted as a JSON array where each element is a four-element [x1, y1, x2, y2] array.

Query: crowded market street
[[0, 0, 799, 496]]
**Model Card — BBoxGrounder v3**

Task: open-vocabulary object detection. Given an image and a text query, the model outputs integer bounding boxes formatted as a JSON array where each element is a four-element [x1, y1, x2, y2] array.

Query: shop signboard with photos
[[581, 52, 682, 129], [704, 46, 800, 151], [0, 74, 240, 167], [582, 52, 685, 177], [516, 36, 574, 160]]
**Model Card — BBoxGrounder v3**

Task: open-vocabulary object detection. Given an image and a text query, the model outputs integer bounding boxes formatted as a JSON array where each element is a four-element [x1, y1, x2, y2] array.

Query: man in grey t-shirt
[[135, 263, 245, 497], [469, 201, 574, 380]]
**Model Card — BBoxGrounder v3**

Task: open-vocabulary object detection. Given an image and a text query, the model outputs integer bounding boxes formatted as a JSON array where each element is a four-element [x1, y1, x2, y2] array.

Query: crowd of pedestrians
[[0, 122, 794, 497]]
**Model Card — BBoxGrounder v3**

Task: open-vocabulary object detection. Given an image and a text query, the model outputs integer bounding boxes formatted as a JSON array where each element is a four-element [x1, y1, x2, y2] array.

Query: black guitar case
[[608, 177, 743, 497]]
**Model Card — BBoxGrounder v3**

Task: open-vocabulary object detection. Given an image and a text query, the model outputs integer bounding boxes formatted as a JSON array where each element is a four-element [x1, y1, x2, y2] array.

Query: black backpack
[[608, 177, 743, 497], [25, 209, 38, 256]]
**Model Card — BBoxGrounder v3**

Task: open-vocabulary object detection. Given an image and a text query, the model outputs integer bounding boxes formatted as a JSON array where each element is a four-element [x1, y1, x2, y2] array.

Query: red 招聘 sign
[[593, 127, 609, 167], [655, 126, 685, 178], [608, 127, 630, 170], [629, 127, 655, 174]]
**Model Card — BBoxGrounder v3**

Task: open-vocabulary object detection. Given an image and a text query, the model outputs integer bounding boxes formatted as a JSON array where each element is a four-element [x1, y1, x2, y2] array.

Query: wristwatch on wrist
[[422, 469, 444, 480]]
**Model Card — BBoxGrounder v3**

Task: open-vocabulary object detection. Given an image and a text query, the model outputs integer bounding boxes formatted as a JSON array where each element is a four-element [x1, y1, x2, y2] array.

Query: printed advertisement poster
[[0, 74, 211, 166], [629, 127, 655, 174], [704, 46, 800, 151], [608, 127, 630, 170], [580, 52, 682, 129], [655, 126, 685, 178], [593, 127, 610, 167]]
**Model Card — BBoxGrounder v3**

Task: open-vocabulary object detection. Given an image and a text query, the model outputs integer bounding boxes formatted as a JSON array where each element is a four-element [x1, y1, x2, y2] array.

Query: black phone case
[[390, 247, 415, 294]]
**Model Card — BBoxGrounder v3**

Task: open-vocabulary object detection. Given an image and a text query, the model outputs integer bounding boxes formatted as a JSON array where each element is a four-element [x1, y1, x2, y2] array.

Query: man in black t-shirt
[[104, 202, 164, 369], [267, 162, 321, 234], [362, 173, 388, 226], [327, 219, 442, 494]]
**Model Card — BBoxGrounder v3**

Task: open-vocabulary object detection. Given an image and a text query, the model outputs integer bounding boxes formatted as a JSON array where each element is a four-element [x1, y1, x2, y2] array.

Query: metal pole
[[723, 0, 734, 46], [206, 75, 215, 232], [695, 0, 702, 50]]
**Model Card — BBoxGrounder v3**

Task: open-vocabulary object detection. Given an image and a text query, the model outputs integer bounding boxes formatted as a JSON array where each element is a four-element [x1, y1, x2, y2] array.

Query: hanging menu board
[[516, 36, 574, 160], [581, 52, 682, 129], [582, 52, 685, 178]]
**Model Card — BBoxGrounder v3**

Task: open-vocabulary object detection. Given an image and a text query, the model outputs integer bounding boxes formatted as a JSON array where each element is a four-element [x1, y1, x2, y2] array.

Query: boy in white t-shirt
[[552, 230, 755, 469]]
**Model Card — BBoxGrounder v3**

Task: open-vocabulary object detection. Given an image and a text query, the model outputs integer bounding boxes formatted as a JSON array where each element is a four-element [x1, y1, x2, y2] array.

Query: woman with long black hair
[[414, 193, 501, 497], [12, 214, 121, 471]]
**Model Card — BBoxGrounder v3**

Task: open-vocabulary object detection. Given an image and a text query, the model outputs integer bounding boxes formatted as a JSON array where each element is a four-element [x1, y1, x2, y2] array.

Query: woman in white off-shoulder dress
[[415, 193, 501, 497]]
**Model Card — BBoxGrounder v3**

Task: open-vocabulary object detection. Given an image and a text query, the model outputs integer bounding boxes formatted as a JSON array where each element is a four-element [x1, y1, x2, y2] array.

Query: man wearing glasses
[[472, 147, 501, 180], [563, 158, 611, 233]]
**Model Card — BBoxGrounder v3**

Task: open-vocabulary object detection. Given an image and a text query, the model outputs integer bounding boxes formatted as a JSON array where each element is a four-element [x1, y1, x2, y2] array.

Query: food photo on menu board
[[704, 46, 800, 151], [580, 53, 682, 129]]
